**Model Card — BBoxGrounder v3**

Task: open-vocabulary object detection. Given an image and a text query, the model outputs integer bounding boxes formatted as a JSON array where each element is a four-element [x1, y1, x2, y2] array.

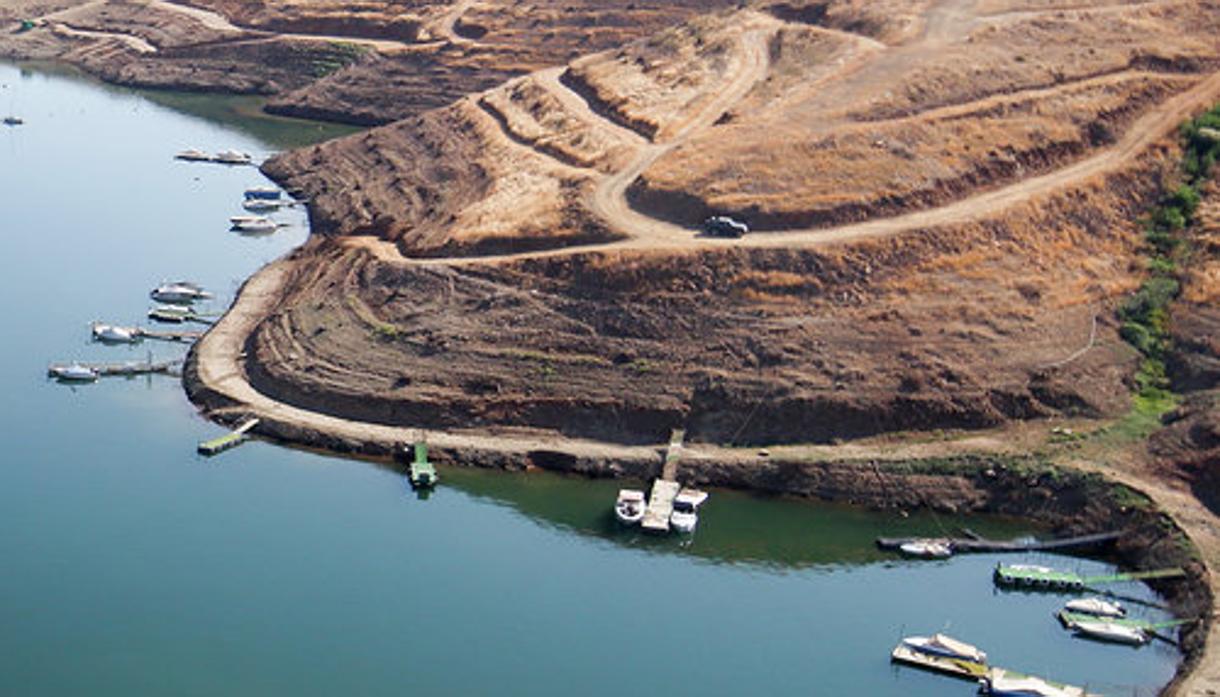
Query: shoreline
[[184, 248, 1214, 694]]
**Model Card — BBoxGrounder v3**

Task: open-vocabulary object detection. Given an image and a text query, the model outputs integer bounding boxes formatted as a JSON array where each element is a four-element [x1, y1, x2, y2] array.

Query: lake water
[[0, 62, 1182, 696]]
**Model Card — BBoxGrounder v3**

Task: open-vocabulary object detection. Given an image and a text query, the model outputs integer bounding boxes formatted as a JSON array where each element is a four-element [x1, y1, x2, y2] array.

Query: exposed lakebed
[[0, 61, 1182, 696]]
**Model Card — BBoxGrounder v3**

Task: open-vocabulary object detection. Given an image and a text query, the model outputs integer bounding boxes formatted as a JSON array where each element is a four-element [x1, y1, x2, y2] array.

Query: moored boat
[[241, 197, 285, 212], [670, 488, 708, 533], [899, 538, 953, 558], [49, 362, 99, 382], [979, 667, 1096, 696], [244, 186, 282, 200], [614, 489, 645, 526], [175, 147, 211, 161], [229, 215, 278, 233], [1071, 619, 1148, 646], [1063, 597, 1125, 618], [150, 281, 211, 304], [91, 323, 139, 344], [902, 633, 987, 664], [214, 149, 252, 165]]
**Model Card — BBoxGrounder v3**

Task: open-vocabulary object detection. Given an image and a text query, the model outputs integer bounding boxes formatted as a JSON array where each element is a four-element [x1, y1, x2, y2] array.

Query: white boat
[[980, 668, 1096, 696], [1064, 597, 1125, 618], [899, 539, 953, 558], [214, 149, 252, 165], [175, 147, 211, 161], [91, 323, 139, 344], [902, 633, 986, 664], [51, 362, 99, 382], [229, 215, 278, 233], [241, 198, 285, 212], [670, 488, 708, 533], [614, 489, 645, 526], [1071, 620, 1148, 645], [243, 186, 282, 200], [150, 281, 211, 304]]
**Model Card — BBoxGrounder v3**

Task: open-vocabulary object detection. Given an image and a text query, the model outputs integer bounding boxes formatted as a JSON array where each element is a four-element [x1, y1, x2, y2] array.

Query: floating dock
[[994, 563, 1185, 591], [197, 418, 260, 456], [877, 530, 1121, 556], [408, 442, 438, 488], [47, 357, 180, 378], [641, 429, 685, 533], [135, 327, 205, 342], [890, 645, 987, 680]]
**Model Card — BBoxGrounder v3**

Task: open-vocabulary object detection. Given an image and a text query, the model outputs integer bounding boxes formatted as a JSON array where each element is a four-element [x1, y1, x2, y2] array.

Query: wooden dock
[[47, 357, 180, 378], [197, 418, 260, 456], [890, 645, 987, 680], [641, 429, 686, 533]]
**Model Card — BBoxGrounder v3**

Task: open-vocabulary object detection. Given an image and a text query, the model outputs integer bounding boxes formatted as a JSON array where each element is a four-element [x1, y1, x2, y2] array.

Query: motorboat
[[230, 215, 278, 234], [214, 149, 252, 165], [244, 186, 282, 200], [614, 489, 645, 526], [50, 362, 99, 382], [175, 147, 211, 161], [91, 323, 139, 344], [980, 668, 1095, 697], [242, 197, 285, 212], [902, 633, 987, 664], [1064, 597, 1125, 618], [150, 281, 211, 304], [3, 116, 23, 126], [1071, 620, 1148, 646], [148, 305, 194, 323], [670, 488, 708, 533], [899, 539, 953, 559]]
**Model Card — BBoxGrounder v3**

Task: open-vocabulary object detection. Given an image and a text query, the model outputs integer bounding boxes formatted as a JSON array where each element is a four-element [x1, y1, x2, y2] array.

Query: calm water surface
[[0, 62, 1181, 696]]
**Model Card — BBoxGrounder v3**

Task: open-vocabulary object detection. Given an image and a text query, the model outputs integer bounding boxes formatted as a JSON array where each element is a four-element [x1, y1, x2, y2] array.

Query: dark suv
[[701, 215, 749, 238]]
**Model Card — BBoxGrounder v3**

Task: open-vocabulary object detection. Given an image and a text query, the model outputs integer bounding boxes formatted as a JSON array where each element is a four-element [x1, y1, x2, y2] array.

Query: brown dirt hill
[[249, 137, 1177, 444]]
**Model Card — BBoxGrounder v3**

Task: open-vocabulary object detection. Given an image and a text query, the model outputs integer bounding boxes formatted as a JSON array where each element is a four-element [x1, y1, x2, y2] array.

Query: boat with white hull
[[150, 281, 211, 304], [1063, 597, 1125, 618], [614, 489, 645, 526], [901, 633, 986, 663], [91, 323, 139, 344], [229, 215, 278, 234], [670, 488, 708, 533], [1071, 619, 1148, 645]]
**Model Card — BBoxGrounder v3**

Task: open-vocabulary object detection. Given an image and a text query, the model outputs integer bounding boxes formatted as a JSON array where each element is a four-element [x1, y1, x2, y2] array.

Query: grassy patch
[[1113, 101, 1219, 427]]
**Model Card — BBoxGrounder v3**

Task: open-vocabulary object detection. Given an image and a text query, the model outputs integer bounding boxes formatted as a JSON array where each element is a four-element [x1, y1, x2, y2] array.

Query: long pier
[[641, 429, 685, 533], [876, 530, 1122, 555], [47, 357, 180, 377]]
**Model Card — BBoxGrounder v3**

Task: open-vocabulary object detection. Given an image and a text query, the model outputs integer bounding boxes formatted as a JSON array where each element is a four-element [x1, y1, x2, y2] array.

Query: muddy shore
[[182, 295, 1212, 689]]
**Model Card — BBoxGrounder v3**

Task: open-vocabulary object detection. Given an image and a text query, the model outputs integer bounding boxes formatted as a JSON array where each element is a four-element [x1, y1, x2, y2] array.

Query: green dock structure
[[408, 442, 437, 488], [994, 563, 1186, 591], [641, 429, 685, 533], [197, 418, 260, 456]]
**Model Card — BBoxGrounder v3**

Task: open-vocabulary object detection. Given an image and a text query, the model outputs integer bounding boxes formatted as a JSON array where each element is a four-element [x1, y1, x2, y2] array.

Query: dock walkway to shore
[[642, 429, 686, 533]]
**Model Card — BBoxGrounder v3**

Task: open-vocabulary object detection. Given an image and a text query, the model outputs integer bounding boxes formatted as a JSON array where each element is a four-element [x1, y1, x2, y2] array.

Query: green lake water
[[0, 62, 1182, 696]]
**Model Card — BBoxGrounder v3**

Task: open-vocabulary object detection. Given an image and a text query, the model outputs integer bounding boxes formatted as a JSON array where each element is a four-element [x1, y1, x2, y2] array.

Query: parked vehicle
[[701, 215, 749, 238]]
